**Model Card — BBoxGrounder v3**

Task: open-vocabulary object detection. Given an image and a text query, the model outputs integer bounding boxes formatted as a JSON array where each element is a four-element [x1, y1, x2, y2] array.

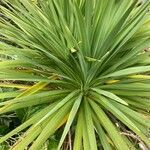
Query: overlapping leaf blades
[[0, 0, 150, 149]]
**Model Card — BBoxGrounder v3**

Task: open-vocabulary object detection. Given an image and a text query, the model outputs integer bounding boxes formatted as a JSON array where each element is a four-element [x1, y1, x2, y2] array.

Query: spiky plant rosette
[[0, 0, 150, 149]]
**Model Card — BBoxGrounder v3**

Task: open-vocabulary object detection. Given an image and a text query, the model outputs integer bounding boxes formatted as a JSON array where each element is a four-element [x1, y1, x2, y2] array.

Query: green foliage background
[[0, 0, 150, 149]]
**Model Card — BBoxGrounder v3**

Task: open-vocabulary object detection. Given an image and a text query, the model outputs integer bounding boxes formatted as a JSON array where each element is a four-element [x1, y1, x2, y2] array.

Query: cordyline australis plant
[[0, 0, 150, 149]]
